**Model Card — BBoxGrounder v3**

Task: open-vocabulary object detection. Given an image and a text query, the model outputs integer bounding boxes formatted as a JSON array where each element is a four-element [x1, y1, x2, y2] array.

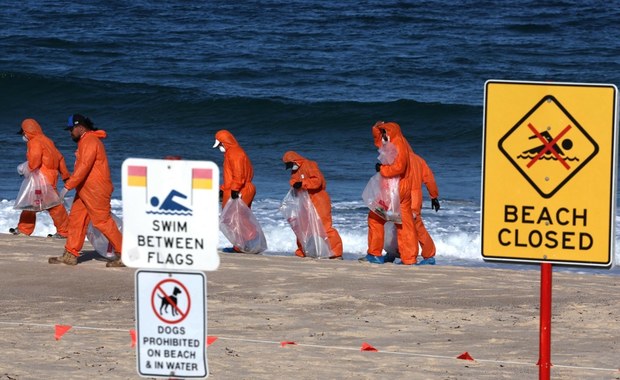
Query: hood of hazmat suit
[[215, 129, 255, 207], [21, 118, 70, 187]]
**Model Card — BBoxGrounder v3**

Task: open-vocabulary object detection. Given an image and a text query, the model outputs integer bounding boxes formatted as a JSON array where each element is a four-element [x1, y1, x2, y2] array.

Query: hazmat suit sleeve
[[372, 123, 408, 179], [26, 139, 44, 172], [59, 155, 70, 181], [420, 156, 439, 199], [228, 149, 248, 191], [64, 136, 98, 191], [378, 146, 407, 178]]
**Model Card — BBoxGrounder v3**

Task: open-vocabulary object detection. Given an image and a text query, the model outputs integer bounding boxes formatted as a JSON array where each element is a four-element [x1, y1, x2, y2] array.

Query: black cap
[[65, 114, 95, 130]]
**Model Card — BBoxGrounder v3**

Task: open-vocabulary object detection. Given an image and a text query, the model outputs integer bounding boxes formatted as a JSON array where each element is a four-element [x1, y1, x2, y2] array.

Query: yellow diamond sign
[[482, 80, 618, 267]]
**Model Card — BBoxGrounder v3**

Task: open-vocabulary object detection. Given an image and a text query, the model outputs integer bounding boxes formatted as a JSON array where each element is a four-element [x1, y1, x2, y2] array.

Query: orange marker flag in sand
[[280, 341, 297, 347], [54, 325, 72, 340], [457, 351, 475, 361], [130, 329, 137, 347], [360, 342, 378, 352], [207, 336, 218, 347]]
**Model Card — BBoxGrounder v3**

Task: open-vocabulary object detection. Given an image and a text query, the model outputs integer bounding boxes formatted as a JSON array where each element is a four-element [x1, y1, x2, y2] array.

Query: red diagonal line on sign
[[156, 284, 186, 320], [526, 123, 571, 169]]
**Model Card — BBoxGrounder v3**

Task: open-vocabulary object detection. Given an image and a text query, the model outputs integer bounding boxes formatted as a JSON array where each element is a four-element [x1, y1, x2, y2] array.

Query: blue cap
[[65, 114, 93, 130]]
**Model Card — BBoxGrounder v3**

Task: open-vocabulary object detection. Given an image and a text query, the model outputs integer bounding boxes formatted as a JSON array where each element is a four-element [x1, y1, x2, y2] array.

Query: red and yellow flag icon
[[192, 168, 212, 190], [127, 166, 147, 187]]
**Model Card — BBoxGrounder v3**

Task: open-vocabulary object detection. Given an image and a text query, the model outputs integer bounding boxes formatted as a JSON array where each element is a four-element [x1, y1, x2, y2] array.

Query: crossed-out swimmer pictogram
[[525, 123, 572, 170]]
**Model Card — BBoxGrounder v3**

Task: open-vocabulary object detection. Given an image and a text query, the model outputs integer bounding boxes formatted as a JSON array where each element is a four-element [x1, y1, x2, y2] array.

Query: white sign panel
[[122, 158, 220, 271], [136, 270, 208, 378]]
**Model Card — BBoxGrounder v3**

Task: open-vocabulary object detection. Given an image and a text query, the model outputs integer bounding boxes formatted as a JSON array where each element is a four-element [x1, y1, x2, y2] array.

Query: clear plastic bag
[[361, 142, 402, 223], [362, 174, 401, 223], [87, 213, 122, 259], [279, 188, 333, 258], [383, 221, 398, 255], [13, 167, 62, 211], [220, 198, 268, 254], [17, 161, 29, 176]]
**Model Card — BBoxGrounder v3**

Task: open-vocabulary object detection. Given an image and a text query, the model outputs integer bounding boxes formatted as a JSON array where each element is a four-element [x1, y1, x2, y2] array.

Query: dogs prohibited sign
[[136, 270, 208, 378], [482, 80, 618, 267]]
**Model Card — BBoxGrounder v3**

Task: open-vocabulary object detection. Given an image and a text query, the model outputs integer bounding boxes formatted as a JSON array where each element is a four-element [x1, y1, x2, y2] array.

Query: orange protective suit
[[215, 130, 256, 208], [17, 119, 70, 236], [367, 122, 416, 264], [282, 151, 343, 258], [409, 151, 439, 260], [63, 130, 122, 257]]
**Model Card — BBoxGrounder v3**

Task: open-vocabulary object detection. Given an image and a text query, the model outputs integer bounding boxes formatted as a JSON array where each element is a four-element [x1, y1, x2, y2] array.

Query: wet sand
[[0, 233, 619, 379]]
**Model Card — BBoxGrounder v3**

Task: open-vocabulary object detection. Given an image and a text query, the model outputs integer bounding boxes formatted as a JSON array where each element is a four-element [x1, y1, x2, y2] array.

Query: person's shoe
[[383, 252, 398, 263], [295, 249, 306, 258], [106, 257, 126, 268], [47, 233, 67, 239], [329, 255, 343, 260], [360, 254, 384, 264], [9, 227, 22, 236], [48, 250, 78, 265], [222, 247, 241, 253], [416, 257, 436, 265]]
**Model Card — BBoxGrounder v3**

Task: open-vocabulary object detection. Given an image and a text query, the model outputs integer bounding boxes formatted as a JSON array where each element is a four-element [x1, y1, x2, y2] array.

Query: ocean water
[[1, 0, 619, 272]]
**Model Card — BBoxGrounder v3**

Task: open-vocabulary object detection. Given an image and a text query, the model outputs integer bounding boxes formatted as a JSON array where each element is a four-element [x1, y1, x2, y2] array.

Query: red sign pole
[[539, 263, 552, 380]]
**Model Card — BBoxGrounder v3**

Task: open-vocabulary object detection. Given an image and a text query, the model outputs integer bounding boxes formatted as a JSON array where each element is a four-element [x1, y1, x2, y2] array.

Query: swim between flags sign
[[121, 158, 220, 271]]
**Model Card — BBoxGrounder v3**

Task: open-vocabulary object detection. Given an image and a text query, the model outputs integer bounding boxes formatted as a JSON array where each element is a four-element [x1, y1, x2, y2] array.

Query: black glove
[[375, 163, 382, 172], [219, 189, 223, 202], [231, 190, 239, 199], [293, 181, 302, 189], [431, 198, 440, 212]]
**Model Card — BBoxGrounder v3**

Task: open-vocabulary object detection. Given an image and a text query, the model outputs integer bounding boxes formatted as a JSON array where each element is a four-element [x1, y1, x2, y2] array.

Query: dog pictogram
[[158, 286, 182, 316], [151, 279, 191, 324]]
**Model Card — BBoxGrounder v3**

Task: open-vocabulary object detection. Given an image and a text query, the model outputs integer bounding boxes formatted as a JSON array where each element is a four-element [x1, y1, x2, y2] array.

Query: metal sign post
[[538, 263, 552, 380]]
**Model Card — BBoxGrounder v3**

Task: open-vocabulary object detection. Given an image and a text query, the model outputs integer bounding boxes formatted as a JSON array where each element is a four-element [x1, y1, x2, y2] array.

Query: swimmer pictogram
[[518, 124, 578, 170], [147, 189, 193, 216], [498, 95, 598, 198]]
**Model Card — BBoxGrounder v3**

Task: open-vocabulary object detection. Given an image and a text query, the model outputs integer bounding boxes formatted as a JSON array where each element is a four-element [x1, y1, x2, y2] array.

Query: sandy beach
[[0, 233, 619, 380]]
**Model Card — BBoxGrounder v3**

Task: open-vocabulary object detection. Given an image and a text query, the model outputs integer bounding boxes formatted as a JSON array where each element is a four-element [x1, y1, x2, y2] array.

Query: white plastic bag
[[13, 168, 62, 211], [220, 198, 267, 254], [87, 213, 122, 259], [279, 189, 332, 258], [361, 142, 401, 223]]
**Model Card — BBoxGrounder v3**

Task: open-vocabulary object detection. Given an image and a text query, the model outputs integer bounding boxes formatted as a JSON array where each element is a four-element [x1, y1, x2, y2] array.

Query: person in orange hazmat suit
[[363, 121, 416, 265], [282, 151, 343, 259], [408, 151, 440, 265], [48, 114, 123, 268], [213, 130, 257, 253], [10, 119, 70, 238], [213, 130, 256, 208]]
